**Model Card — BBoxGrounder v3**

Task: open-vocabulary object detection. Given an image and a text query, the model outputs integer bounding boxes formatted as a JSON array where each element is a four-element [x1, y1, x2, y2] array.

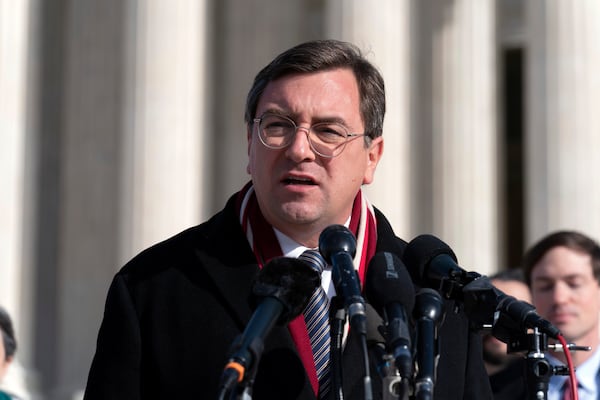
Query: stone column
[[53, 2, 128, 398], [419, 0, 499, 275], [123, 0, 208, 259], [211, 0, 310, 210], [0, 1, 34, 397], [50, 2, 208, 397], [525, 0, 600, 244], [324, 0, 413, 239]]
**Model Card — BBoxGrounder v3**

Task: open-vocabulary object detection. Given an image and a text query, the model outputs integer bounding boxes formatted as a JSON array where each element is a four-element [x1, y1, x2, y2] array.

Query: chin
[[280, 204, 320, 223], [557, 329, 582, 343]]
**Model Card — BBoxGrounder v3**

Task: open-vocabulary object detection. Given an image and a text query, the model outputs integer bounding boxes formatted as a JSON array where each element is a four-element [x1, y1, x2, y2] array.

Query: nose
[[285, 126, 316, 161], [552, 281, 571, 304]]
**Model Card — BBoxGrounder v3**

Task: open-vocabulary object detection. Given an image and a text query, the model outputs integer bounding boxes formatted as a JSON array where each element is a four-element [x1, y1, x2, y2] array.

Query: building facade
[[1, 0, 599, 398]]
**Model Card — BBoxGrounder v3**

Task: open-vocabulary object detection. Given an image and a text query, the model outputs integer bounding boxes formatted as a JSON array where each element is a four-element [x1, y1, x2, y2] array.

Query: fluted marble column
[[54, 2, 130, 398], [324, 0, 412, 239], [123, 0, 208, 259], [49, 2, 208, 398], [0, 1, 34, 398], [212, 0, 310, 209], [424, 0, 499, 275], [525, 0, 600, 244]]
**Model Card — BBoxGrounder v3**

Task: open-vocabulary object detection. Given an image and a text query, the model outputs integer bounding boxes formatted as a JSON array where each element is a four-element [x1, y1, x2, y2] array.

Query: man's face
[[246, 68, 383, 246], [530, 246, 600, 346]]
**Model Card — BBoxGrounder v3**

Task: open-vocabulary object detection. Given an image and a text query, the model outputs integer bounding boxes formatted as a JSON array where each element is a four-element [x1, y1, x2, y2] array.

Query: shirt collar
[[547, 346, 600, 394], [274, 227, 311, 259], [272, 217, 352, 261], [575, 346, 600, 393]]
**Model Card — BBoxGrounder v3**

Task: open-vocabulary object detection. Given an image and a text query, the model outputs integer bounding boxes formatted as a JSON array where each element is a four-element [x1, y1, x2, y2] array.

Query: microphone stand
[[523, 329, 555, 400], [330, 296, 347, 400], [375, 349, 406, 400], [359, 332, 374, 400], [413, 289, 444, 400], [501, 327, 589, 400], [329, 296, 374, 400], [462, 277, 588, 400]]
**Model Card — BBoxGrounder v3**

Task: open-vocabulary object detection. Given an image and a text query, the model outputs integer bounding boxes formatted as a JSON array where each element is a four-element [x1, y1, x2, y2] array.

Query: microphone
[[403, 234, 561, 339], [365, 252, 415, 380], [413, 288, 444, 400], [495, 293, 561, 340], [402, 234, 481, 297], [219, 257, 320, 394], [365, 303, 406, 400], [319, 224, 367, 335]]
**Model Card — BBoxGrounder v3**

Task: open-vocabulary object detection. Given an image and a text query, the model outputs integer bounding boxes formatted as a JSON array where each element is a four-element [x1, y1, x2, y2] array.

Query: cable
[[558, 334, 578, 400]]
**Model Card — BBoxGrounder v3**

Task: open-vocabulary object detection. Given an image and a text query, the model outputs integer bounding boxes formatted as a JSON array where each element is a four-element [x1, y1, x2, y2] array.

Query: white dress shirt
[[545, 347, 600, 400]]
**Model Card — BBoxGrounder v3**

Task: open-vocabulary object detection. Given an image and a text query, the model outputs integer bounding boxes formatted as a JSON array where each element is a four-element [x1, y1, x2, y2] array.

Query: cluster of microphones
[[218, 225, 567, 400]]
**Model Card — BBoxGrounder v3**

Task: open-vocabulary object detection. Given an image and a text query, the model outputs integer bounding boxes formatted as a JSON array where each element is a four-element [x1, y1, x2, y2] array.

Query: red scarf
[[236, 181, 377, 395]]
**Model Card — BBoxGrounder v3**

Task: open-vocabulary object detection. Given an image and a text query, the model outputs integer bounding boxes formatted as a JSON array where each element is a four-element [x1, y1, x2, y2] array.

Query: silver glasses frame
[[253, 113, 367, 158]]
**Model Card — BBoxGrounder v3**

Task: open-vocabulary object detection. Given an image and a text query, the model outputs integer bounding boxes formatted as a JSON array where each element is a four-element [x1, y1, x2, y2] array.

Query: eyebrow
[[260, 109, 350, 127]]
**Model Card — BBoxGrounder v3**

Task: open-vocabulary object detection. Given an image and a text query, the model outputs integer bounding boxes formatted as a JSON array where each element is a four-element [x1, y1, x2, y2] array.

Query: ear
[[246, 125, 253, 174], [362, 137, 384, 185], [247, 124, 253, 152]]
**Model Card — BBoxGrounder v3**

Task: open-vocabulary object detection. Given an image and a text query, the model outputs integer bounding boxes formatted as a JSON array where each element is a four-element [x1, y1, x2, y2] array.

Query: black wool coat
[[83, 194, 492, 400]]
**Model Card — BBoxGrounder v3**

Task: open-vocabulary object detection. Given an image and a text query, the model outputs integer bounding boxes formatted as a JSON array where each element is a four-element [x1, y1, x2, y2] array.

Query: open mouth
[[283, 177, 316, 185]]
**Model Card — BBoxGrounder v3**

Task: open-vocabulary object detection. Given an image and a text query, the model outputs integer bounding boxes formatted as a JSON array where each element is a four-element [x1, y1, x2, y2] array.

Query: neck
[[274, 222, 338, 249], [270, 216, 353, 250], [553, 330, 600, 367]]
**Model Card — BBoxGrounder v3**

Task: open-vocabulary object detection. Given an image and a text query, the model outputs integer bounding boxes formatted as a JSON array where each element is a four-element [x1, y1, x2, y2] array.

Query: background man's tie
[[299, 249, 331, 398], [562, 378, 578, 400]]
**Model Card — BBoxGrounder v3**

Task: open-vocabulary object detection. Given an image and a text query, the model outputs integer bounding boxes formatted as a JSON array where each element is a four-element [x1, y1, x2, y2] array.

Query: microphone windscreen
[[252, 257, 320, 324], [402, 234, 458, 283], [366, 252, 415, 315]]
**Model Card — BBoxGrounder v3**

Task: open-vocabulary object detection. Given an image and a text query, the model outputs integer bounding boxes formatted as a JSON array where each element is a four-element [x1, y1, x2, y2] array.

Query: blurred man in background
[[524, 230, 600, 400]]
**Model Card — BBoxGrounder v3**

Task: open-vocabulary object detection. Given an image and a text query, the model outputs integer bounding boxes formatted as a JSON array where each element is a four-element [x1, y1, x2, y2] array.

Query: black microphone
[[403, 234, 561, 339], [365, 252, 415, 380], [413, 288, 444, 400], [219, 257, 320, 394], [319, 224, 367, 335], [365, 303, 407, 400], [496, 293, 561, 340], [402, 234, 480, 295]]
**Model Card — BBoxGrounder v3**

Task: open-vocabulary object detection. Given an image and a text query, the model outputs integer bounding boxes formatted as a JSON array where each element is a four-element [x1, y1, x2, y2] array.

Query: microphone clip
[[438, 269, 482, 303]]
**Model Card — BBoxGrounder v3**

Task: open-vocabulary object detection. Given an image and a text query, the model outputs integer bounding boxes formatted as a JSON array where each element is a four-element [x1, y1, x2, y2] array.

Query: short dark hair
[[523, 230, 600, 286], [244, 39, 386, 141], [0, 306, 16, 360]]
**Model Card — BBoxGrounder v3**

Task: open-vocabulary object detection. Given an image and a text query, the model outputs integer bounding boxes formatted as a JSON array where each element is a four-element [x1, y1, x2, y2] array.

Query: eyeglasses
[[253, 113, 367, 158]]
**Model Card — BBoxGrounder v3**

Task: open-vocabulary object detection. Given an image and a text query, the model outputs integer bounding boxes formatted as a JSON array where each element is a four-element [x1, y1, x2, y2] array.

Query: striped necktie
[[299, 249, 331, 398]]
